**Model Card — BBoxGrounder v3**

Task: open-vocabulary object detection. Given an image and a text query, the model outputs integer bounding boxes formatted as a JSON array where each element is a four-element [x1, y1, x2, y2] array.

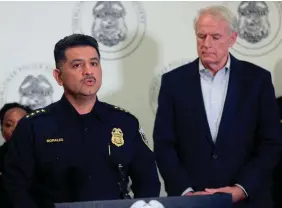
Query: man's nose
[[82, 64, 94, 76], [203, 36, 212, 48]]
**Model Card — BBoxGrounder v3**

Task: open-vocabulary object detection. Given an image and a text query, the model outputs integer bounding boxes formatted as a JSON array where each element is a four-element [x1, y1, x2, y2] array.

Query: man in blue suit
[[153, 5, 282, 208]]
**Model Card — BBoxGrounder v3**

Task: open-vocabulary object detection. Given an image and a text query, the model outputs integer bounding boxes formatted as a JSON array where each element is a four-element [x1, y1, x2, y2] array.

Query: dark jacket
[[3, 95, 160, 208], [154, 54, 282, 208], [0, 141, 12, 208]]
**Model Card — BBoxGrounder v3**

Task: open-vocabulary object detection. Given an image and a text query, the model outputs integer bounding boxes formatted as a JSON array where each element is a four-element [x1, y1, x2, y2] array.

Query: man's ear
[[229, 31, 238, 47], [53, 68, 63, 86]]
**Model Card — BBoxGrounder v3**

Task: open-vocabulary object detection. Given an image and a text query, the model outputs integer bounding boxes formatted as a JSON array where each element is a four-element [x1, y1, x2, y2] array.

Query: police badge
[[0, 63, 60, 110], [18, 74, 53, 110], [111, 128, 124, 147], [91, 1, 128, 47], [72, 1, 146, 60], [223, 1, 282, 57]]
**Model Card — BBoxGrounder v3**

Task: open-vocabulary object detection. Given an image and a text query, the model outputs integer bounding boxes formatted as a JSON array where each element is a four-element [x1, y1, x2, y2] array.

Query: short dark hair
[[0, 102, 32, 125], [54, 34, 101, 69]]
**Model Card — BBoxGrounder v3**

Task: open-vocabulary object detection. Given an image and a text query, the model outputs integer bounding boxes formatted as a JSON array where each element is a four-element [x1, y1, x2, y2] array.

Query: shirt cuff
[[181, 187, 194, 196], [235, 184, 248, 197]]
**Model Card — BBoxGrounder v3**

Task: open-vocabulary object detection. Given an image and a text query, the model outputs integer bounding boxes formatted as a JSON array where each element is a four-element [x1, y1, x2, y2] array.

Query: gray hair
[[194, 5, 238, 33]]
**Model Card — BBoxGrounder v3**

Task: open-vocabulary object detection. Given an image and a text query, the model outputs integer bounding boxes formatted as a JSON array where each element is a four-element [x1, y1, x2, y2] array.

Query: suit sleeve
[[3, 118, 37, 208], [129, 121, 161, 198], [153, 74, 192, 196], [236, 71, 282, 198]]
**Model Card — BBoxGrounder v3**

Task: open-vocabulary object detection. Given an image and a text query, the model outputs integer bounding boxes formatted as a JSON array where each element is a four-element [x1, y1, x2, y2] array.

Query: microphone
[[108, 143, 131, 199], [118, 164, 131, 199]]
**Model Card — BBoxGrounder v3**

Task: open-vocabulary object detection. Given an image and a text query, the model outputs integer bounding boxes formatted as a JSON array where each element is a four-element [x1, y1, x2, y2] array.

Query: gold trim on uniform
[[46, 138, 64, 143], [26, 109, 46, 118], [114, 106, 129, 113]]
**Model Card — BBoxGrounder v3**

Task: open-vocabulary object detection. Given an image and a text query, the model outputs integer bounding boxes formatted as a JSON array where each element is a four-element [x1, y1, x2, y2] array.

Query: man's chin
[[79, 91, 97, 98], [201, 58, 218, 65], [80, 93, 95, 97]]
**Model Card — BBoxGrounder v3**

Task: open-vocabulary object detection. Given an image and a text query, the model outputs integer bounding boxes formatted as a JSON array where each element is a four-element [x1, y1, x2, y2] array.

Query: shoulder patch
[[25, 109, 46, 118], [139, 125, 153, 152]]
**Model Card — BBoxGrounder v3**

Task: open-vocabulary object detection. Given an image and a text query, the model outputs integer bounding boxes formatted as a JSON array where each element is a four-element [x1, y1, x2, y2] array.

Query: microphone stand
[[118, 164, 131, 199]]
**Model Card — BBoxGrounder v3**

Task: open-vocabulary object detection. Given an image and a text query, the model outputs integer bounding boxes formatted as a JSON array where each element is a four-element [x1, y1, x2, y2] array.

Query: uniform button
[[88, 175, 92, 180], [212, 154, 218, 159], [56, 157, 59, 160], [85, 128, 88, 132]]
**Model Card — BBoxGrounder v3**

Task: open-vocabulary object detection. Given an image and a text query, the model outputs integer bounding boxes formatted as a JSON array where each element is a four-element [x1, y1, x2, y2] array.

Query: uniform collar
[[58, 94, 108, 123]]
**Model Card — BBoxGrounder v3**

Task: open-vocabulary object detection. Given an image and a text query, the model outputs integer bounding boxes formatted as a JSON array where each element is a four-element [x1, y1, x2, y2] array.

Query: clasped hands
[[185, 186, 246, 203]]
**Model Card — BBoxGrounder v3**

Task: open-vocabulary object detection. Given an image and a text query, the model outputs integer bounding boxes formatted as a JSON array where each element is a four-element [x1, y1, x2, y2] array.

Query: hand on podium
[[185, 191, 211, 196], [205, 186, 246, 203]]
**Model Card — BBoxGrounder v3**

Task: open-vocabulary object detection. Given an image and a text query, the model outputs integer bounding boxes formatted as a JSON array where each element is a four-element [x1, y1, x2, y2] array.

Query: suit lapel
[[215, 55, 244, 145], [186, 59, 214, 146]]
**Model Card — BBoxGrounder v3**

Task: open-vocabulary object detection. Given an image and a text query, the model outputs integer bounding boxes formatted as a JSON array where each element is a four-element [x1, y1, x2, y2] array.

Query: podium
[[55, 193, 232, 208]]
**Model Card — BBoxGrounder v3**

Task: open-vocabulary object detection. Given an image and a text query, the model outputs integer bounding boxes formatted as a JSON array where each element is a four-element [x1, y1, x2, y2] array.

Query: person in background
[[0, 102, 32, 208], [153, 5, 282, 208], [3, 34, 160, 208]]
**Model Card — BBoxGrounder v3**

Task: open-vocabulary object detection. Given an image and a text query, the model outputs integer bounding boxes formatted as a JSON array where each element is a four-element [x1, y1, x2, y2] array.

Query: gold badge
[[111, 128, 124, 147]]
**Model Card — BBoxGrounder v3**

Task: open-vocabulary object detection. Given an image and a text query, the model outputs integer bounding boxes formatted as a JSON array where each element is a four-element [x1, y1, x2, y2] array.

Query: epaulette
[[102, 102, 134, 117], [25, 108, 47, 119], [113, 105, 129, 113], [111, 105, 134, 116], [110, 104, 152, 151]]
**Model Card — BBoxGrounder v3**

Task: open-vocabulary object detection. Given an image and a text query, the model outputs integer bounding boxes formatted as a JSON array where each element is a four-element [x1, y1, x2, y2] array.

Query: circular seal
[[223, 1, 282, 57], [72, 1, 146, 60], [149, 59, 191, 115], [0, 63, 64, 110]]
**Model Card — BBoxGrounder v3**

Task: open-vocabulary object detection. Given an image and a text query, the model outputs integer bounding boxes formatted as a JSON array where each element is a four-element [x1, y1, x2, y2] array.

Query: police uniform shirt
[[3, 95, 160, 208]]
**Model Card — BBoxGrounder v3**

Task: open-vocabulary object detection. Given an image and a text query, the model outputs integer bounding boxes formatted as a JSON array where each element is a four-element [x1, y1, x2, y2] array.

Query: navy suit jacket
[[153, 54, 282, 207]]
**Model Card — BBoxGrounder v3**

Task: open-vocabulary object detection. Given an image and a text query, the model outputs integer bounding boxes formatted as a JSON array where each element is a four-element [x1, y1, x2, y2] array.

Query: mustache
[[81, 75, 96, 83]]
